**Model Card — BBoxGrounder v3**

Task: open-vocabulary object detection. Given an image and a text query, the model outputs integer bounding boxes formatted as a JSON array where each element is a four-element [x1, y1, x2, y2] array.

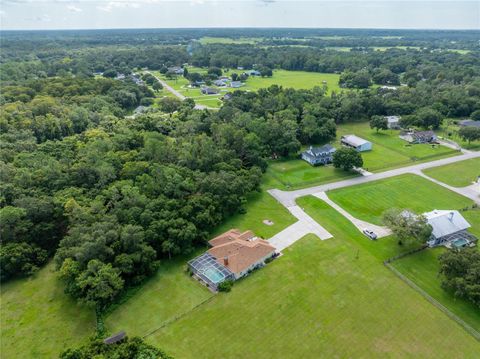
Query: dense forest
[[1, 29, 479, 311]]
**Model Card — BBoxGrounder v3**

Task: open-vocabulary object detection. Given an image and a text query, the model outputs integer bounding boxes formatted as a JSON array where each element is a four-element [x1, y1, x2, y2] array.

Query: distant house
[[134, 106, 146, 115], [230, 81, 243, 88], [188, 229, 276, 290], [201, 87, 219, 95], [400, 130, 437, 144], [386, 116, 401, 129], [380, 85, 398, 91], [168, 66, 184, 75], [248, 70, 261, 76], [115, 73, 126, 80], [459, 119, 480, 128], [424, 210, 477, 249], [341, 135, 372, 152], [213, 79, 228, 87], [301, 145, 336, 166], [222, 93, 233, 101], [190, 80, 205, 87]]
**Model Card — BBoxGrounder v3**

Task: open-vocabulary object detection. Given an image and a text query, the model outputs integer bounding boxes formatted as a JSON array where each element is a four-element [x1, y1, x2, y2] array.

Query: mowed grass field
[[263, 122, 460, 191], [150, 68, 341, 108], [298, 195, 480, 334], [198, 36, 261, 44], [423, 157, 480, 187], [1, 262, 95, 358], [264, 157, 358, 190], [436, 122, 480, 151], [105, 252, 214, 337], [211, 189, 296, 239], [392, 246, 480, 332], [1, 186, 296, 358], [328, 174, 474, 225], [146, 202, 480, 358], [335, 122, 460, 172]]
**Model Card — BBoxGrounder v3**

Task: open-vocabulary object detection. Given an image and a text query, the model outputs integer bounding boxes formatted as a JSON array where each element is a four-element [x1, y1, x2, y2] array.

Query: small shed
[[103, 331, 126, 345]]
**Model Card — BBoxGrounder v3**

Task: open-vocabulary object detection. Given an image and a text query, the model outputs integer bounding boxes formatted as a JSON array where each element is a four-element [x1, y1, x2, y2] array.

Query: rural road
[[267, 150, 479, 251], [147, 71, 216, 110], [269, 150, 480, 207]]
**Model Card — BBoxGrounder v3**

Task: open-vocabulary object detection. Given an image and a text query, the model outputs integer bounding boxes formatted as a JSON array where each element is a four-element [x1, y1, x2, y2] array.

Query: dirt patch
[[263, 219, 274, 226]]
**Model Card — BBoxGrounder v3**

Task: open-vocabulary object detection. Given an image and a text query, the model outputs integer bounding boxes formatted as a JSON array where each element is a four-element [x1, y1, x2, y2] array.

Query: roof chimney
[[223, 256, 229, 266]]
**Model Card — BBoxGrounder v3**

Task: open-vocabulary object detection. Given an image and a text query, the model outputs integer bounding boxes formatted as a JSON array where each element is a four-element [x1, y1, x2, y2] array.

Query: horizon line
[[1, 26, 479, 32]]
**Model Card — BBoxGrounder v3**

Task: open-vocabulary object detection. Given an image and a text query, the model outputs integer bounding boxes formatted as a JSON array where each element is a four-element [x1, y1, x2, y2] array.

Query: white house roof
[[341, 135, 370, 147], [424, 210, 471, 239], [386, 116, 400, 123]]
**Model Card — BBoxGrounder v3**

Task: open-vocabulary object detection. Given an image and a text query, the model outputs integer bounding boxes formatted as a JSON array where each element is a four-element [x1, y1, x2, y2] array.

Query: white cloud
[[97, 1, 141, 12], [24, 14, 51, 22], [67, 4, 82, 12]]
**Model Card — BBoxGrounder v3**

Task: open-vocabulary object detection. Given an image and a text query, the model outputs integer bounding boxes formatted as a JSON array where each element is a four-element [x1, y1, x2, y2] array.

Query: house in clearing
[[459, 119, 480, 128], [168, 66, 184, 75], [386, 115, 401, 129], [213, 79, 228, 87], [301, 145, 336, 166], [341, 135, 372, 152], [400, 130, 437, 144], [424, 210, 477, 249], [188, 229, 276, 290], [230, 81, 243, 88], [201, 87, 219, 95]]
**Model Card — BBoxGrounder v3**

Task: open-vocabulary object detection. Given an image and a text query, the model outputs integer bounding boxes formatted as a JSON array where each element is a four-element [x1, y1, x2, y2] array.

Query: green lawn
[[392, 246, 480, 332], [262, 122, 460, 191], [298, 196, 480, 334], [211, 189, 296, 239], [264, 158, 358, 190], [198, 37, 261, 45], [436, 122, 480, 151], [150, 69, 341, 109], [147, 203, 480, 358], [105, 253, 213, 338], [1, 262, 95, 358], [335, 122, 460, 172], [328, 174, 474, 225], [423, 158, 480, 187]]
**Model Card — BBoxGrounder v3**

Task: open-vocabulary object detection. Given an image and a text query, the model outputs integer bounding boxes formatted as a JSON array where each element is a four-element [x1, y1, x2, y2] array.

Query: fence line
[[142, 294, 216, 339], [384, 261, 480, 341]]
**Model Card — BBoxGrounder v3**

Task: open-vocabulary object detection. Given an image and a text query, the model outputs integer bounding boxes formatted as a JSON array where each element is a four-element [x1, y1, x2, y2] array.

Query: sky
[[0, 1, 479, 31]]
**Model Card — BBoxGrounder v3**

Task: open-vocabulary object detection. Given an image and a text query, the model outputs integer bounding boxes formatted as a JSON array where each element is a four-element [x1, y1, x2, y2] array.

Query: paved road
[[269, 151, 480, 207], [314, 192, 392, 238], [148, 71, 216, 111], [268, 205, 332, 251]]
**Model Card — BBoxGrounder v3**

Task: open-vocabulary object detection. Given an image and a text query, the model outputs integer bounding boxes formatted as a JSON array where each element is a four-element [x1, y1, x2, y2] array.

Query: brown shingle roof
[[208, 229, 242, 247], [208, 230, 275, 275]]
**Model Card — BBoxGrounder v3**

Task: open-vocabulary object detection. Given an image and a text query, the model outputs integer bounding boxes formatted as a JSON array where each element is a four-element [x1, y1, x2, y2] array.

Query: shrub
[[218, 280, 234, 292]]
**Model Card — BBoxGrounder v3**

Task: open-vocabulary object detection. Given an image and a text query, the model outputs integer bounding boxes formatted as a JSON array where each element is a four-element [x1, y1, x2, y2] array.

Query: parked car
[[362, 229, 377, 240]]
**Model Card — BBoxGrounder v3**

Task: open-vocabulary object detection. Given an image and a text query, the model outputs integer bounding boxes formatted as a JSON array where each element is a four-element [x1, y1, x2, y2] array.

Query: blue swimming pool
[[202, 267, 226, 284]]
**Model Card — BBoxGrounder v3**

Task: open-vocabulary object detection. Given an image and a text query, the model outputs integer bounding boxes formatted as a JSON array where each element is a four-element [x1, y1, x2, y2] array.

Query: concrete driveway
[[314, 192, 391, 238], [268, 205, 332, 252]]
